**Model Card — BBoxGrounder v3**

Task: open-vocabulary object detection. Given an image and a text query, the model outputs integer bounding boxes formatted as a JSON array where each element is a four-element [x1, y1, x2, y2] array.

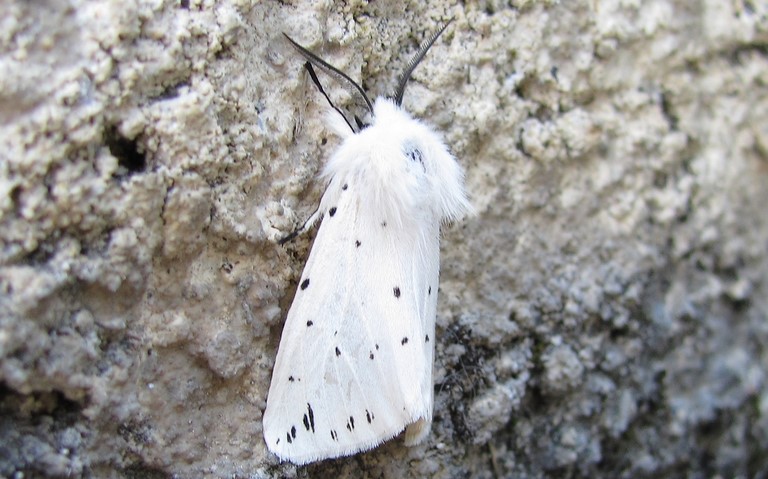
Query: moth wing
[[263, 180, 440, 465]]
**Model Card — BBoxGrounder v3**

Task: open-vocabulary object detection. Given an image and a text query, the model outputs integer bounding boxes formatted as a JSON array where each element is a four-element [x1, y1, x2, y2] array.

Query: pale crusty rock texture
[[1, 0, 767, 477]]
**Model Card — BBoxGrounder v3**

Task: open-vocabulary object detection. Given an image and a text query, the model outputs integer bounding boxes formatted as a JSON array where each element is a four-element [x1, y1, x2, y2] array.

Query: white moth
[[263, 21, 471, 465]]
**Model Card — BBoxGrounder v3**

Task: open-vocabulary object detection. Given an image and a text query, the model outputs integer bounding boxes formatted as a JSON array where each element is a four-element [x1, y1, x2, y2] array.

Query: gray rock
[[1, 1, 766, 477]]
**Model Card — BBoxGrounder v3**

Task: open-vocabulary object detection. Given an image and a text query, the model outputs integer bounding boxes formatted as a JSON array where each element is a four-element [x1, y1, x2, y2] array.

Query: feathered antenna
[[283, 33, 373, 132], [392, 20, 454, 106]]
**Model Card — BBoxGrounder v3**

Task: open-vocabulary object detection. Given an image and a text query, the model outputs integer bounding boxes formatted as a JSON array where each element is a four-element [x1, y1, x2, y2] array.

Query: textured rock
[[1, 0, 767, 477]]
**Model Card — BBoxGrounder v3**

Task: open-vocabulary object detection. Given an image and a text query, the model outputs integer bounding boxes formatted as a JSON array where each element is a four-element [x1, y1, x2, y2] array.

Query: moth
[[263, 21, 471, 465]]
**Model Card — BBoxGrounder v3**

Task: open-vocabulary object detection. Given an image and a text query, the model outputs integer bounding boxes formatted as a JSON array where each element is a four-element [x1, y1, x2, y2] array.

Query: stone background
[[1, 0, 767, 477]]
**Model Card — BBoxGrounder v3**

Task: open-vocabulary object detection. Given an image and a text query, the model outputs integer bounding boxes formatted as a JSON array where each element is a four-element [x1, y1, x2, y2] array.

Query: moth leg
[[404, 417, 432, 446], [278, 207, 322, 245]]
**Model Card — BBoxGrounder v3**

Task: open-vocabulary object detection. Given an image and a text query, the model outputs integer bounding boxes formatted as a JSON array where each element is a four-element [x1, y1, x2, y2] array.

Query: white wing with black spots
[[263, 172, 441, 465]]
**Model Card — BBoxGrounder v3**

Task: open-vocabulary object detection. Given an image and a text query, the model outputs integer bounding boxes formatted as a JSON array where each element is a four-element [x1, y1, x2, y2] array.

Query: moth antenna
[[302, 62, 356, 133], [393, 20, 454, 106], [283, 33, 374, 128]]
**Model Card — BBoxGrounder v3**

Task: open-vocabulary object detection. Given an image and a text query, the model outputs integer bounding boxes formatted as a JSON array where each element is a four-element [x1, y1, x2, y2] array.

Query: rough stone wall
[[1, 0, 767, 477]]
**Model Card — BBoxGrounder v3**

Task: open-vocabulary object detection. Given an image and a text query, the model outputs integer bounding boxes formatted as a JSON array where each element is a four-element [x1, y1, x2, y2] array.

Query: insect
[[263, 21, 472, 465]]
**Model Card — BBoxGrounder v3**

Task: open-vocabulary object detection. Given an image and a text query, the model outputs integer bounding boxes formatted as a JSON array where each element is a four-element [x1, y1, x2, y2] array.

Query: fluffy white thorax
[[319, 98, 471, 230]]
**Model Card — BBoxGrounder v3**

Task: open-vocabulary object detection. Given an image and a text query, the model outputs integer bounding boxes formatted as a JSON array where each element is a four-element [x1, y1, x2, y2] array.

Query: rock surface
[[1, 1, 767, 477]]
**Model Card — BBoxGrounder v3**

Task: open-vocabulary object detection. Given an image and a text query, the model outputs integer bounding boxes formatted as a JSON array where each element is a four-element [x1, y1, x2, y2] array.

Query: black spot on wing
[[342, 183, 348, 190], [307, 403, 315, 432], [401, 337, 409, 345], [286, 432, 291, 444], [291, 426, 296, 439], [330, 429, 338, 441], [335, 346, 341, 357], [381, 221, 387, 227], [329, 206, 337, 217], [355, 240, 361, 248], [394, 286, 401, 298], [300, 278, 310, 290], [366, 409, 374, 423], [306, 320, 313, 327], [425, 334, 430, 343], [428, 286, 431, 295], [288, 376, 295, 382], [302, 404, 316, 433], [369, 351, 374, 360], [346, 415, 355, 431]]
